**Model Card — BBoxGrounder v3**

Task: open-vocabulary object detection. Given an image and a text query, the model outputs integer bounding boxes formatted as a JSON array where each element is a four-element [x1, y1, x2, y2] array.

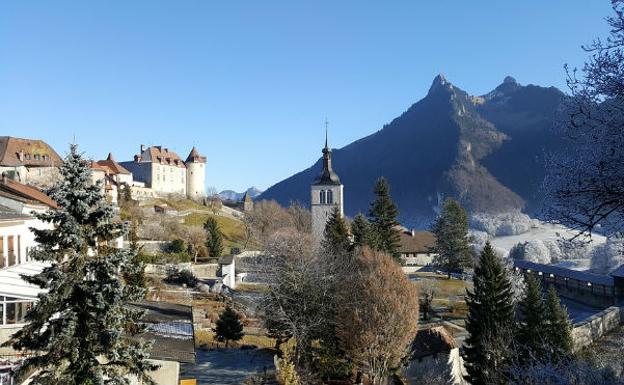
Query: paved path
[[181, 348, 275, 385]]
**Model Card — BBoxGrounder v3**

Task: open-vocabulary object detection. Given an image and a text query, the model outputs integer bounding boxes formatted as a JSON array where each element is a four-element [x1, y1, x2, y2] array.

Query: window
[[327, 190, 333, 204], [17, 235, 21, 263], [7, 236, 14, 266], [0, 237, 3, 268], [319, 190, 326, 204], [34, 154, 41, 161], [2, 297, 33, 325]]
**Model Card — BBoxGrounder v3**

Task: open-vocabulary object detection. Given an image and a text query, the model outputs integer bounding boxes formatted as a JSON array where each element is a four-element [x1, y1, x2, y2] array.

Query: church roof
[[0, 136, 62, 167], [185, 146, 206, 163]]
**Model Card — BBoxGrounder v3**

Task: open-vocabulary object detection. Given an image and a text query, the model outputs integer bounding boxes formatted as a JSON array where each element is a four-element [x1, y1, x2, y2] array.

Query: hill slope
[[259, 75, 565, 228]]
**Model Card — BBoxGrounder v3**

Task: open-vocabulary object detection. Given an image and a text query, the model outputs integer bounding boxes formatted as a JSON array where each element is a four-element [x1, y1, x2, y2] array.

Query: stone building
[[120, 145, 206, 200], [0, 136, 62, 188], [311, 132, 343, 244]]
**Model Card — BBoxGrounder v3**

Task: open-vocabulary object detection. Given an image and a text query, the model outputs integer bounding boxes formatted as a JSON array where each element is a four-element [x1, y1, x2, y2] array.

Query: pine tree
[[351, 213, 371, 248], [5, 144, 156, 385], [204, 217, 224, 260], [215, 306, 245, 348], [367, 177, 401, 259], [544, 285, 574, 362], [431, 198, 472, 278], [463, 242, 515, 385], [516, 274, 548, 364], [322, 206, 351, 255]]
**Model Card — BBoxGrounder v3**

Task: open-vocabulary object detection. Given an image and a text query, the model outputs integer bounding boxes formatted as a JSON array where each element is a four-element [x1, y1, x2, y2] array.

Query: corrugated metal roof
[[0, 262, 48, 299], [514, 260, 614, 286]]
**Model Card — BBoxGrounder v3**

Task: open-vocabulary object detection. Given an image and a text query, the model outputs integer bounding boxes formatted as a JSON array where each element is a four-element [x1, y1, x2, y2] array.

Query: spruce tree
[[5, 144, 156, 385], [516, 274, 548, 364], [367, 177, 401, 259], [351, 213, 370, 249], [544, 285, 574, 362], [463, 242, 515, 385], [215, 306, 245, 348], [322, 207, 351, 255], [203, 217, 224, 260], [431, 198, 472, 278]]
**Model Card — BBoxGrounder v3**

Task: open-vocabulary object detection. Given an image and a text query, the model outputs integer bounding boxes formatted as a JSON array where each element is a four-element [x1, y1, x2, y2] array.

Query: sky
[[0, 1, 614, 192]]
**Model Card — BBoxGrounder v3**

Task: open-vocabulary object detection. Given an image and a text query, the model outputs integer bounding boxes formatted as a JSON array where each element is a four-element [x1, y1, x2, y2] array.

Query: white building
[[311, 133, 344, 244], [120, 145, 206, 200]]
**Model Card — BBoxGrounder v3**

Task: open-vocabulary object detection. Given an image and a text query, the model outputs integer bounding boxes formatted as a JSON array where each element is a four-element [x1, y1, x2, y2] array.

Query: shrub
[[165, 267, 198, 287]]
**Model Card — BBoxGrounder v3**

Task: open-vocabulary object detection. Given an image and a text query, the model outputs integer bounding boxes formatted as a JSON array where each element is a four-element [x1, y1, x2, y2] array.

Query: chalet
[[398, 230, 437, 266]]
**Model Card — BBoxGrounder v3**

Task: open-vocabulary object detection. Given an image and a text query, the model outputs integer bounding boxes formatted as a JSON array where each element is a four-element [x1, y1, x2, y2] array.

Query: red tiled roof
[[185, 146, 206, 163], [96, 153, 131, 175], [0, 136, 62, 167], [138, 146, 186, 168], [0, 179, 58, 209]]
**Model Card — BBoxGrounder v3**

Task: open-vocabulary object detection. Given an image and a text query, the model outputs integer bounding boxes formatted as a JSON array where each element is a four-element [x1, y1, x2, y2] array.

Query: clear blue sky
[[0, 1, 613, 192]]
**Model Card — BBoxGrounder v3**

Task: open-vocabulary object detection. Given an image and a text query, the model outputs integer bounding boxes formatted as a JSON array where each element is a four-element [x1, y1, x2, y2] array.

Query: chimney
[[140, 144, 145, 153]]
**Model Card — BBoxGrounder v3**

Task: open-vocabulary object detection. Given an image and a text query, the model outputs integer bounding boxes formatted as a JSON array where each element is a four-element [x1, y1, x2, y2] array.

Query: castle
[[311, 132, 344, 243], [119, 144, 206, 200]]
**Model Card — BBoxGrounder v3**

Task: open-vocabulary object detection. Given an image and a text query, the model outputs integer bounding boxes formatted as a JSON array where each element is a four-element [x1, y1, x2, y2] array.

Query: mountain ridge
[[259, 76, 565, 228]]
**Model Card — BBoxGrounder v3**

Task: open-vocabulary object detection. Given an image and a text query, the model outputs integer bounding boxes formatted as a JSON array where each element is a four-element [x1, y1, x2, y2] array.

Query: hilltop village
[[0, 132, 623, 385]]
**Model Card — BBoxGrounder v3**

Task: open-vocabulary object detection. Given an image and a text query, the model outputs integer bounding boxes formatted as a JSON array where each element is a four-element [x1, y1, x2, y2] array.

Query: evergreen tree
[[215, 306, 245, 348], [322, 206, 351, 255], [203, 217, 224, 260], [5, 144, 156, 385], [544, 285, 574, 362], [367, 177, 401, 259], [431, 198, 472, 278], [463, 242, 515, 385], [351, 213, 371, 248], [516, 274, 548, 364]]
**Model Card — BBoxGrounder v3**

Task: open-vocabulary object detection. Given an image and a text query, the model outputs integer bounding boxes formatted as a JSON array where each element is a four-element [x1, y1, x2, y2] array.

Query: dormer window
[[25, 154, 31, 160], [34, 154, 41, 161]]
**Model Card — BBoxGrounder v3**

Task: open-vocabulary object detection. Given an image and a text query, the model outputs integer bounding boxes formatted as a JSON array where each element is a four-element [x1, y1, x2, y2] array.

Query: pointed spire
[[325, 118, 329, 150], [312, 119, 341, 186]]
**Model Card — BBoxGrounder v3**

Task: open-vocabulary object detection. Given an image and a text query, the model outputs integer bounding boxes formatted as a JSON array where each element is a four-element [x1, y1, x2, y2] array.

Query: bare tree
[[418, 279, 438, 321], [335, 248, 419, 385], [244, 200, 290, 245], [286, 201, 312, 234], [182, 226, 207, 263], [544, 1, 624, 239]]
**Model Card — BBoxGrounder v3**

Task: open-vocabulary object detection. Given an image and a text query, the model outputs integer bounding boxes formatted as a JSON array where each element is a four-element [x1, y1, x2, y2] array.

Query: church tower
[[311, 128, 344, 244], [185, 147, 206, 201]]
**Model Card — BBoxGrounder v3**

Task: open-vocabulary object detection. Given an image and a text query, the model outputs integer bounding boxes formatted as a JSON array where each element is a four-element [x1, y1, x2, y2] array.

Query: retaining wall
[[572, 306, 624, 348]]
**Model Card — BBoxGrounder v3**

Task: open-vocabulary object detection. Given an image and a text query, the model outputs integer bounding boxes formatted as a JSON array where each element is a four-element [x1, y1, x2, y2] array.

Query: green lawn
[[183, 212, 247, 250]]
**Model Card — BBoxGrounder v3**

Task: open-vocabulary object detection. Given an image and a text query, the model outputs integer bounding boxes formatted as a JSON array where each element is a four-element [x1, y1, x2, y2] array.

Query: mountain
[[258, 75, 565, 228], [219, 187, 263, 201]]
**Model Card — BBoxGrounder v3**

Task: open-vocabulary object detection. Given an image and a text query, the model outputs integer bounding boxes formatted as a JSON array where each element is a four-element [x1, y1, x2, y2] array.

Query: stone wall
[[572, 306, 624, 348]]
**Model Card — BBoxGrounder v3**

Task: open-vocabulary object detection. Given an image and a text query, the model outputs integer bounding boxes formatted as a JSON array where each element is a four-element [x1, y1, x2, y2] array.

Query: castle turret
[[185, 147, 206, 200], [311, 128, 343, 244]]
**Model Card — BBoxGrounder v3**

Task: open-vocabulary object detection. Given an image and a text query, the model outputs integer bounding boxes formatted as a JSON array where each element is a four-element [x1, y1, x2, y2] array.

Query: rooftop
[[514, 260, 615, 286], [129, 301, 196, 364], [0, 261, 48, 299], [133, 146, 187, 168], [95, 153, 131, 175], [0, 178, 58, 209], [0, 136, 62, 167], [398, 231, 436, 253]]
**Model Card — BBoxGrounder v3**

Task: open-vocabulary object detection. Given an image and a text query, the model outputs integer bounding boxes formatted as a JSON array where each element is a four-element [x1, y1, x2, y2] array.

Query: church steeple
[[313, 121, 341, 186]]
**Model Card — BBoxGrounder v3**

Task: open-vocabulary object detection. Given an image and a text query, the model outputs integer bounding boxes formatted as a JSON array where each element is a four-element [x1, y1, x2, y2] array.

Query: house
[[219, 255, 236, 289], [0, 136, 62, 188], [0, 175, 58, 215], [403, 326, 467, 385], [120, 145, 206, 200], [398, 230, 437, 266]]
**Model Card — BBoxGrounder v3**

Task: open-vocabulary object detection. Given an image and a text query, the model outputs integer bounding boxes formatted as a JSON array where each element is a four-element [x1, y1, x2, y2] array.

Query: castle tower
[[311, 128, 343, 244], [185, 147, 207, 200]]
